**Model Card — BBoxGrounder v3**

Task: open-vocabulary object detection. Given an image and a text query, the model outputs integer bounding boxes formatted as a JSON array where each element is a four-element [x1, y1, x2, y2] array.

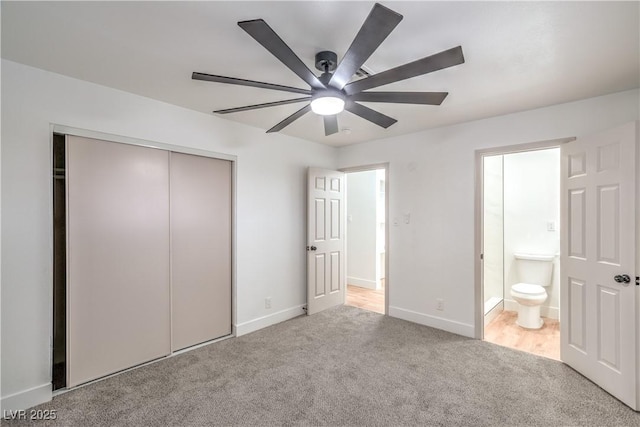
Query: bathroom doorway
[[343, 166, 387, 314], [479, 144, 562, 360]]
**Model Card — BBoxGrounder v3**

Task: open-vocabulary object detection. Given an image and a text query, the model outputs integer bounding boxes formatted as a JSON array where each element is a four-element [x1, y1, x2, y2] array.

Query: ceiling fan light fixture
[[310, 93, 345, 116]]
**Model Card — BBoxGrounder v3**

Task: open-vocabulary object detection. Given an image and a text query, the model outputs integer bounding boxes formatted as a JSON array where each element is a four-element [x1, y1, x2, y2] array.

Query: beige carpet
[[5, 306, 639, 426]]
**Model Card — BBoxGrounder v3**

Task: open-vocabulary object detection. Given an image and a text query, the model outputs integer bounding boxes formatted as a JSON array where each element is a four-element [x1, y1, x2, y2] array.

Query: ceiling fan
[[193, 2, 465, 136]]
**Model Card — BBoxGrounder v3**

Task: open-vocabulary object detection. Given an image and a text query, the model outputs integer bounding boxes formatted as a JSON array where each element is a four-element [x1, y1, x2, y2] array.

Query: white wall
[[346, 170, 378, 289], [483, 155, 504, 310], [337, 89, 639, 338], [503, 149, 560, 318], [0, 60, 337, 410]]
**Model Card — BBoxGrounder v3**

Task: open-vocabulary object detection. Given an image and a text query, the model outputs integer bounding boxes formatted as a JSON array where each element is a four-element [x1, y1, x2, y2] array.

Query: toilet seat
[[511, 282, 546, 297]]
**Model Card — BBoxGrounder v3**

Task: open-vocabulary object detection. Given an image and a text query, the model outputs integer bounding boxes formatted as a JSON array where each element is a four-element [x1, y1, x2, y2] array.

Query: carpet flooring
[[5, 306, 639, 426]]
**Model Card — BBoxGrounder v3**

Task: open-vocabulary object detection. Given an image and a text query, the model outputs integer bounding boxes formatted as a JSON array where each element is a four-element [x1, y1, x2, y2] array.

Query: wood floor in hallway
[[484, 310, 560, 360], [346, 282, 384, 314]]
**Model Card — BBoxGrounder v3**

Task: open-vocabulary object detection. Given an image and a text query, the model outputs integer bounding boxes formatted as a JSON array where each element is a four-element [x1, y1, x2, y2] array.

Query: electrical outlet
[[436, 298, 444, 311], [265, 297, 272, 309]]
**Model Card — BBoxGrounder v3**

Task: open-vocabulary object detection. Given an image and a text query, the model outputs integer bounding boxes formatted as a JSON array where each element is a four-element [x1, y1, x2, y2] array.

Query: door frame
[[339, 163, 390, 315], [473, 137, 574, 339], [48, 124, 238, 390]]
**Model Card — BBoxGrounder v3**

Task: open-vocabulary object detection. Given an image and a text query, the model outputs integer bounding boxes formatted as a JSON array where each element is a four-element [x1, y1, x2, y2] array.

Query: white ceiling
[[2, 1, 638, 146]]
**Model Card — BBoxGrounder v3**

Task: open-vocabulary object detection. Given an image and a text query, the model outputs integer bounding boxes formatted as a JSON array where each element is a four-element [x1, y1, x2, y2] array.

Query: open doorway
[[344, 167, 387, 314], [480, 147, 561, 360]]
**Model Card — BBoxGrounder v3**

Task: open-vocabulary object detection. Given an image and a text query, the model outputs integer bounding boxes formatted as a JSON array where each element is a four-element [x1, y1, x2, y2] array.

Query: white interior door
[[307, 168, 346, 315], [560, 122, 637, 409]]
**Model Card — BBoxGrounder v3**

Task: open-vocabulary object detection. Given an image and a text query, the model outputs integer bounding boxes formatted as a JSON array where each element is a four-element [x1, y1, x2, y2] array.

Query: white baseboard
[[388, 306, 475, 338], [347, 276, 377, 289], [235, 305, 305, 337], [1, 383, 51, 412], [504, 299, 559, 320], [484, 301, 504, 327]]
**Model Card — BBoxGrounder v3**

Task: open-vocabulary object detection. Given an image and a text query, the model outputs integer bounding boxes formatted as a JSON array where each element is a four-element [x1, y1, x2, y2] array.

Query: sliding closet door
[[67, 136, 171, 387], [170, 153, 232, 351]]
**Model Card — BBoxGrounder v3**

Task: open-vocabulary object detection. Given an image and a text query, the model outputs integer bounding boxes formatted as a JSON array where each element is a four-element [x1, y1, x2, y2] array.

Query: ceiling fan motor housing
[[315, 51, 338, 72]]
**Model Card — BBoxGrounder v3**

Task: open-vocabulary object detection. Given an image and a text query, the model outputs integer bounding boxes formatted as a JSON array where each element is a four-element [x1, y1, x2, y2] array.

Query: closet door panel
[[171, 153, 231, 351], [67, 136, 171, 387]]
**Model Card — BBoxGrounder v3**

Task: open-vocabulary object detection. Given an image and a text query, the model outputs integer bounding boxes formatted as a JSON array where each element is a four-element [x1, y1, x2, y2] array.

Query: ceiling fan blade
[[350, 91, 448, 105], [329, 3, 403, 90], [214, 97, 311, 114], [267, 105, 312, 133], [344, 46, 465, 95], [192, 72, 311, 95], [345, 101, 397, 129], [323, 115, 339, 136], [238, 19, 324, 90]]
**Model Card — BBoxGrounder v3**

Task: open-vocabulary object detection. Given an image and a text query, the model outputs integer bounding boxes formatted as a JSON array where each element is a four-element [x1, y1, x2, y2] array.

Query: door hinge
[[302, 305, 308, 313], [480, 253, 484, 260], [636, 276, 639, 286]]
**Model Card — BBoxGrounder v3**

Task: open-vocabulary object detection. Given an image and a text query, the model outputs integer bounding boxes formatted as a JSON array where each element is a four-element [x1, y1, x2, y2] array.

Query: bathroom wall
[[503, 148, 561, 318], [483, 155, 504, 313]]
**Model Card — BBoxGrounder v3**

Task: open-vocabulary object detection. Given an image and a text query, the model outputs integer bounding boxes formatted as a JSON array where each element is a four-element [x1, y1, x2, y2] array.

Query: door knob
[[307, 245, 317, 251], [614, 274, 631, 284]]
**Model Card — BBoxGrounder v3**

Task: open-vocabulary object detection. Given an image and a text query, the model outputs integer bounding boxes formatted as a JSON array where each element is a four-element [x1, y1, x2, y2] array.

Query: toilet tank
[[514, 253, 555, 286]]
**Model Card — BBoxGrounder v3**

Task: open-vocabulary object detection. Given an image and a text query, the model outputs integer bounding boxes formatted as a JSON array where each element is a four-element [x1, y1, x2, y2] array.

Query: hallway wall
[[347, 170, 378, 289]]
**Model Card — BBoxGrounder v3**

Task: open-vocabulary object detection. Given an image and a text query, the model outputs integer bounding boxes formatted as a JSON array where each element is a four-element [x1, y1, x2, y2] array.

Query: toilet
[[510, 252, 555, 329]]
